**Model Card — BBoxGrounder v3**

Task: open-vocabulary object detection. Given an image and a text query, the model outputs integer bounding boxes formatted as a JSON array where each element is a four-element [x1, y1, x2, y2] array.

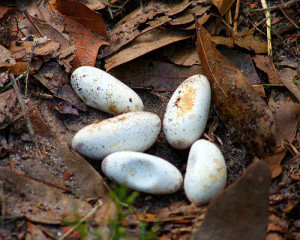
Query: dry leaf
[[109, 59, 201, 91], [192, 161, 271, 240], [99, 0, 191, 59], [253, 55, 282, 84], [61, 12, 109, 68], [196, 20, 276, 157], [211, 0, 235, 16], [0, 167, 92, 224], [0, 89, 19, 130], [0, 44, 16, 67], [280, 68, 300, 102], [55, 0, 107, 38], [168, 5, 210, 26], [105, 28, 191, 71]]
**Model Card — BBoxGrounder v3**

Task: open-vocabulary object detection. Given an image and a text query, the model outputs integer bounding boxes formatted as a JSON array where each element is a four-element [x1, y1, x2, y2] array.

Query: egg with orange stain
[[71, 66, 143, 115], [72, 112, 161, 160], [163, 75, 211, 149]]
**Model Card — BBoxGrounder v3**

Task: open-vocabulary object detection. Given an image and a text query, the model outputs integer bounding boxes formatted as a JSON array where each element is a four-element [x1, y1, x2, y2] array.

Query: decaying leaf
[[196, 19, 276, 157], [109, 59, 201, 91], [211, 0, 235, 16], [99, 0, 192, 59], [0, 89, 19, 130], [168, 5, 210, 26], [279, 68, 300, 103], [33, 61, 87, 111], [0, 44, 16, 67], [253, 55, 282, 84], [55, 0, 107, 38], [0, 167, 92, 224], [61, 12, 109, 68], [105, 28, 191, 71], [262, 101, 300, 178], [212, 34, 268, 54], [218, 47, 265, 97], [192, 161, 271, 240]]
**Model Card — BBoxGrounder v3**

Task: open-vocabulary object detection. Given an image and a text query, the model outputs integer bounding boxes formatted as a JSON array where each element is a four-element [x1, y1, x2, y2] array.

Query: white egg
[[71, 66, 143, 114], [72, 112, 161, 160], [184, 139, 227, 205], [163, 74, 211, 149], [102, 151, 183, 194]]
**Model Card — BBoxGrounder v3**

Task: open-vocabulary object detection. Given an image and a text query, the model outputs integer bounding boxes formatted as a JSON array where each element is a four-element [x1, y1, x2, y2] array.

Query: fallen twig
[[261, 0, 272, 55]]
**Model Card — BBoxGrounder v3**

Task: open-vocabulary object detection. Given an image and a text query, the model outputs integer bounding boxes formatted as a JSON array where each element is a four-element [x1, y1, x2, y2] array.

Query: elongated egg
[[71, 66, 143, 114], [163, 74, 211, 149], [72, 112, 161, 159], [102, 151, 183, 194]]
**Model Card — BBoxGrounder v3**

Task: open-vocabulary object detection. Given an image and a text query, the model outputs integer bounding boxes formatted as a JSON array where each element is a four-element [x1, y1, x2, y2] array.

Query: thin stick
[[233, 0, 241, 33], [278, 6, 300, 29], [248, 0, 298, 12], [261, 0, 272, 55], [58, 200, 103, 240]]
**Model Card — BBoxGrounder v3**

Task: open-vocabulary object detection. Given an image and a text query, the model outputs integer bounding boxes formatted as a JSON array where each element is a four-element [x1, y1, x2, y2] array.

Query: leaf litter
[[0, 0, 299, 239]]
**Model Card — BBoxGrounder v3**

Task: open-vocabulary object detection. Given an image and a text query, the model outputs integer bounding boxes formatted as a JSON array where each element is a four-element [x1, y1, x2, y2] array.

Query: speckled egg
[[184, 139, 227, 205], [71, 66, 143, 114], [72, 112, 161, 160], [102, 151, 183, 194], [163, 74, 211, 149]]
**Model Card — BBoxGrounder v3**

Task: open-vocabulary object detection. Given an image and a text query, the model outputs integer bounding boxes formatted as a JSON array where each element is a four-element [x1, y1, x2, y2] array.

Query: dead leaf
[[212, 34, 268, 54], [196, 20, 276, 157], [218, 46, 265, 97], [33, 61, 87, 111], [0, 44, 16, 67], [211, 0, 235, 16], [109, 59, 201, 91], [191, 161, 271, 240], [99, 0, 192, 59], [0, 89, 19, 130], [61, 12, 109, 68], [253, 55, 282, 84], [27, 17, 76, 72], [262, 102, 300, 178], [234, 34, 268, 54], [0, 167, 92, 224], [168, 5, 211, 26], [105, 28, 192, 71], [279, 68, 300, 102], [55, 0, 107, 38], [178, 12, 211, 30]]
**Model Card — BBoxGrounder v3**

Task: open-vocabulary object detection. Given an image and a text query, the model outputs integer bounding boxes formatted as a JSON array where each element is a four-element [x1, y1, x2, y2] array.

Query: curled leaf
[[195, 20, 276, 157]]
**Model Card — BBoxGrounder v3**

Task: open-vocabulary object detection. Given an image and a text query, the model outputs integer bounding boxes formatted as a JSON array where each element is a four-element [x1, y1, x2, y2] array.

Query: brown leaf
[[0, 44, 16, 67], [0, 89, 19, 130], [55, 0, 107, 38], [211, 0, 235, 16], [109, 59, 201, 91], [218, 46, 265, 97], [253, 55, 282, 84], [195, 20, 276, 157], [105, 28, 191, 71], [0, 167, 92, 224], [61, 12, 109, 68], [191, 161, 271, 240], [33, 61, 87, 111], [279, 68, 300, 102], [262, 102, 300, 178], [99, 0, 191, 59], [168, 5, 210, 26]]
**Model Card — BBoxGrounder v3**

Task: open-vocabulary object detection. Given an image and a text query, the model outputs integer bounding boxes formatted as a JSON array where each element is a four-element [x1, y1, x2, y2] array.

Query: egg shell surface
[[71, 66, 143, 114], [163, 74, 211, 149], [184, 139, 227, 205], [102, 151, 183, 194], [72, 112, 161, 160]]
